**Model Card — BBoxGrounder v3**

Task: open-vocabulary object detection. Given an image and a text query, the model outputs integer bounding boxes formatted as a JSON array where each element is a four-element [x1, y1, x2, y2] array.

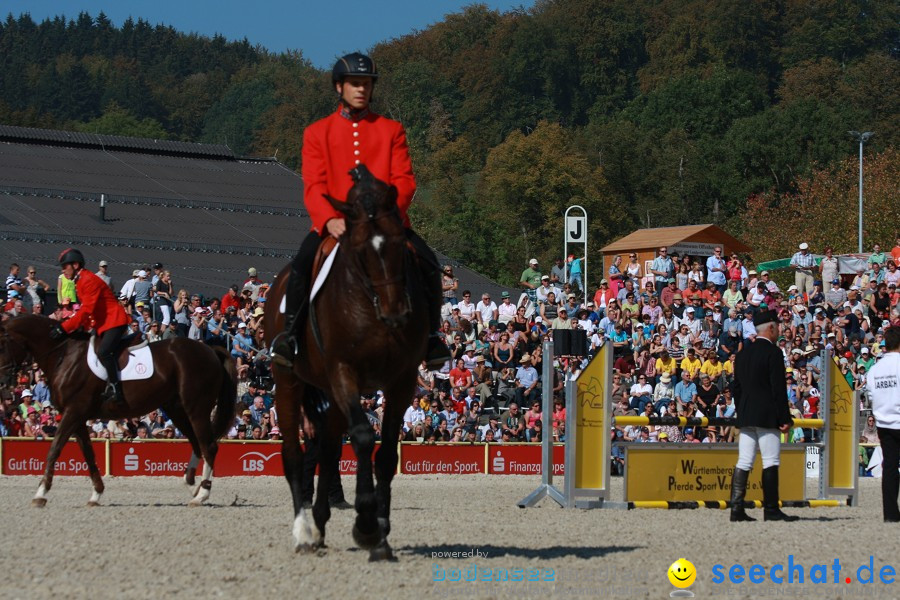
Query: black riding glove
[[49, 323, 67, 340]]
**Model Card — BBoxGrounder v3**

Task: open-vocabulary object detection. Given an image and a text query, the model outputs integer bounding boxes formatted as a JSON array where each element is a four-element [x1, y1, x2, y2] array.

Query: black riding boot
[[100, 354, 127, 412], [271, 266, 306, 368], [729, 468, 756, 522], [272, 233, 320, 368], [762, 466, 799, 521], [407, 229, 452, 369]]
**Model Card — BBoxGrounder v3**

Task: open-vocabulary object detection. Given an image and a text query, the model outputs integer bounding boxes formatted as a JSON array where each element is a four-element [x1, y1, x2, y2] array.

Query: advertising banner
[[486, 443, 565, 475], [399, 444, 484, 475], [624, 445, 807, 502], [827, 359, 856, 491], [109, 440, 195, 477], [2, 439, 107, 476], [574, 343, 610, 491]]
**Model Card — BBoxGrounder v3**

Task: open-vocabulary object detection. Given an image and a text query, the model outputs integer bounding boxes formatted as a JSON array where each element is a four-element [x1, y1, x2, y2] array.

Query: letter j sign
[[566, 215, 586, 243]]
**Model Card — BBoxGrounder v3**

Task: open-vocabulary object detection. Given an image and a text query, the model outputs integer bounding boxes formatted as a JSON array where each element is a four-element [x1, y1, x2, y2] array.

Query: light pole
[[849, 131, 874, 253]]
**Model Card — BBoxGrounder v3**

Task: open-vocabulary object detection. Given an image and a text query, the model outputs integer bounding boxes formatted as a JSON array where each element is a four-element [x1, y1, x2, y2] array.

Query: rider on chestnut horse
[[270, 52, 451, 369], [51, 248, 130, 410]]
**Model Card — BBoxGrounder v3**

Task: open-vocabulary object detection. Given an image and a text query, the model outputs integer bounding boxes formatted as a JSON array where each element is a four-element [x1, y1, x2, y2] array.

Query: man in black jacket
[[729, 309, 799, 522]]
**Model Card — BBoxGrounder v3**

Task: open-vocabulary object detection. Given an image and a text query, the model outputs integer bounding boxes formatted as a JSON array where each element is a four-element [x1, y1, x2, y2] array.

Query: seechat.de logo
[[668, 558, 696, 598]]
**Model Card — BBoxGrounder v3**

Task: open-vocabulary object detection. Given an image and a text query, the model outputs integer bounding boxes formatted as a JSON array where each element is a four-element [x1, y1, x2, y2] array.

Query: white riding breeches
[[736, 427, 781, 470]]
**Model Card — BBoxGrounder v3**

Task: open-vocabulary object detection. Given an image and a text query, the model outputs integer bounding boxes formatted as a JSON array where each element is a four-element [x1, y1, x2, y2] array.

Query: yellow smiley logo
[[668, 558, 696, 589]]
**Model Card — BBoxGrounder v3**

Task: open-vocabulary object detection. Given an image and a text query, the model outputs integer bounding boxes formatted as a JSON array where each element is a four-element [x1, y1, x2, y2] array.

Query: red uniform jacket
[[61, 269, 130, 335], [301, 108, 416, 233]]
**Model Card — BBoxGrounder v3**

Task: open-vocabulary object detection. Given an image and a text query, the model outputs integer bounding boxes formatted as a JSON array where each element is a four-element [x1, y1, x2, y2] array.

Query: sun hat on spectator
[[529, 258, 538, 265], [788, 285, 798, 292], [535, 316, 543, 322], [760, 270, 770, 276], [520, 354, 532, 364], [501, 291, 510, 298], [799, 242, 809, 250], [27, 406, 37, 414], [248, 267, 258, 276], [132, 269, 140, 277], [41, 400, 51, 408], [658, 432, 668, 440], [685, 307, 695, 313], [252, 307, 265, 317], [138, 270, 147, 278], [21, 389, 33, 398], [861, 347, 870, 354], [238, 322, 247, 329], [541, 275, 550, 281], [659, 372, 672, 384], [804, 345, 816, 354], [475, 355, 485, 363], [791, 348, 802, 355], [268, 427, 281, 437], [673, 294, 683, 300], [242, 409, 252, 416], [99, 260, 108, 267], [748, 270, 757, 275]]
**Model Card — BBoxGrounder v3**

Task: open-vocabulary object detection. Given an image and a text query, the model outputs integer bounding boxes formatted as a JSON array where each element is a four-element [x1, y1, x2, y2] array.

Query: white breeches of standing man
[[735, 427, 781, 470]]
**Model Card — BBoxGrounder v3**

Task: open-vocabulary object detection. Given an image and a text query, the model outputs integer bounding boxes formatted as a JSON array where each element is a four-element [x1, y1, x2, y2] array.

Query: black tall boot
[[407, 230, 452, 369], [271, 266, 305, 368], [729, 468, 756, 522], [762, 466, 799, 521], [100, 355, 127, 412]]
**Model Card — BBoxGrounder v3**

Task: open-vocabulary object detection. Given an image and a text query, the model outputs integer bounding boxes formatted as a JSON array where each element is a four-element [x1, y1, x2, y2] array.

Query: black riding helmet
[[332, 52, 378, 85], [58, 247, 85, 267]]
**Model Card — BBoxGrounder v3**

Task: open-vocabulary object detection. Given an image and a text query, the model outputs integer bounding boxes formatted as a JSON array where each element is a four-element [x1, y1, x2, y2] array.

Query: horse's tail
[[210, 346, 237, 440]]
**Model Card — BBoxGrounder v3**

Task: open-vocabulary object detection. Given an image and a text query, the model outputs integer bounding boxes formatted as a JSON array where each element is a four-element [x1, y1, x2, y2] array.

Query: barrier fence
[[0, 438, 570, 478], [519, 341, 859, 510]]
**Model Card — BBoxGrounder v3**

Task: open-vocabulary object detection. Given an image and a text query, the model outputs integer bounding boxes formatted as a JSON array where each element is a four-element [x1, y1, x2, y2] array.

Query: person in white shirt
[[867, 326, 900, 522], [535, 276, 558, 304], [497, 291, 517, 323], [457, 290, 477, 321], [475, 293, 498, 327]]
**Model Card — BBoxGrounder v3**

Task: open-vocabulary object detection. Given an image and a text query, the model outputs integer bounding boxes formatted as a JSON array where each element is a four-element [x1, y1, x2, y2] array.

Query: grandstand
[[0, 124, 509, 300]]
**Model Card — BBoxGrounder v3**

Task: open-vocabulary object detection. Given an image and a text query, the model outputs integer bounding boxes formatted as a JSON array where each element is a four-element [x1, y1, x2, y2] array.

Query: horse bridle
[[344, 206, 413, 322]]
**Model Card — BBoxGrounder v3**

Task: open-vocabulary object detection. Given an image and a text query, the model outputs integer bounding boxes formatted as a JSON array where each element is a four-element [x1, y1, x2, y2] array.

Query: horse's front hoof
[[294, 541, 326, 554], [31, 498, 47, 508], [188, 498, 205, 507], [368, 542, 396, 562], [86, 501, 101, 508], [352, 524, 381, 550]]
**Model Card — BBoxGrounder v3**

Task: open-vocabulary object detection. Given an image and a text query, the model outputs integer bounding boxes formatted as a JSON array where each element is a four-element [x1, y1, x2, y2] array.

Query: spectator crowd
[[2, 236, 899, 477]]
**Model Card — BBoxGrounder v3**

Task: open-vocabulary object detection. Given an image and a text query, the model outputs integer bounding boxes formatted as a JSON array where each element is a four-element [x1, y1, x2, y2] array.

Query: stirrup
[[271, 332, 297, 368]]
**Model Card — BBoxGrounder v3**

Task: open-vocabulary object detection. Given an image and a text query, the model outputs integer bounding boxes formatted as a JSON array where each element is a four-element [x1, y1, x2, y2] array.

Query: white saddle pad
[[86, 336, 155, 381], [279, 242, 340, 313]]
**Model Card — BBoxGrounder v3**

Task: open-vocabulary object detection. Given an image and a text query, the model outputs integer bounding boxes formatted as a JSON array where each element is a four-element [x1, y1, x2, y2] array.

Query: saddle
[[91, 330, 148, 370], [86, 331, 154, 382], [312, 236, 338, 283]]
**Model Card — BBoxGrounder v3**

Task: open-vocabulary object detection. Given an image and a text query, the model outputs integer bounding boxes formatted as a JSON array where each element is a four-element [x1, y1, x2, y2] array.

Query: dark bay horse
[[0, 314, 236, 507], [264, 165, 429, 560]]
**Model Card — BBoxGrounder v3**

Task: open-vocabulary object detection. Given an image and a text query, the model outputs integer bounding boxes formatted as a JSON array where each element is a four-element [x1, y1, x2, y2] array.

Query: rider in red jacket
[[51, 248, 130, 410], [271, 52, 450, 369]]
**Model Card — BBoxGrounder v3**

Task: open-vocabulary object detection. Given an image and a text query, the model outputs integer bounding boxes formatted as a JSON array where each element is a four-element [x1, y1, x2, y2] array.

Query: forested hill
[[1, 3, 897, 285]]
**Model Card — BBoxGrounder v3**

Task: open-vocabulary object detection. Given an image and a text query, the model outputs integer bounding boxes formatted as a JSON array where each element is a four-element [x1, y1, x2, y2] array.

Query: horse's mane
[[2, 313, 91, 341]]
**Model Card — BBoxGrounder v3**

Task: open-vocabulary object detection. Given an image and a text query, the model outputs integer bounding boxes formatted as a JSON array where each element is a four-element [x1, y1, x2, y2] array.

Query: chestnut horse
[[0, 314, 236, 507], [264, 165, 429, 560]]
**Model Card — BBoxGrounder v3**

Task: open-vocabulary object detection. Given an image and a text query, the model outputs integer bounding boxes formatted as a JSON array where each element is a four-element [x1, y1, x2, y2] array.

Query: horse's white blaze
[[89, 490, 102, 504], [34, 483, 48, 501], [371, 234, 385, 252], [293, 507, 322, 549]]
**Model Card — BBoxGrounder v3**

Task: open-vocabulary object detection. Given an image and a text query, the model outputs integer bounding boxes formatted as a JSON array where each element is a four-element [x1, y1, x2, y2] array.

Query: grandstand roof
[[0, 124, 509, 300]]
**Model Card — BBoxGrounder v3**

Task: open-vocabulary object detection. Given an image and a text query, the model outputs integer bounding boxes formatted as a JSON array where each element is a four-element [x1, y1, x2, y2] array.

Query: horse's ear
[[324, 194, 351, 216]]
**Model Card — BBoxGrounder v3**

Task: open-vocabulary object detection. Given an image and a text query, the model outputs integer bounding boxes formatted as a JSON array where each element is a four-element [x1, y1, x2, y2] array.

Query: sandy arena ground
[[1, 474, 897, 600]]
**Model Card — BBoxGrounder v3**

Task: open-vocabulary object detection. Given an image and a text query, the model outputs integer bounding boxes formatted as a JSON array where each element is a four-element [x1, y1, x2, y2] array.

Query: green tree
[[72, 102, 169, 139]]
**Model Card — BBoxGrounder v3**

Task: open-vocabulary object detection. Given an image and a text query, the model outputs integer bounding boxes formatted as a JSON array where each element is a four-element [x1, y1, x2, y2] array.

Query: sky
[[4, 0, 531, 68]]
